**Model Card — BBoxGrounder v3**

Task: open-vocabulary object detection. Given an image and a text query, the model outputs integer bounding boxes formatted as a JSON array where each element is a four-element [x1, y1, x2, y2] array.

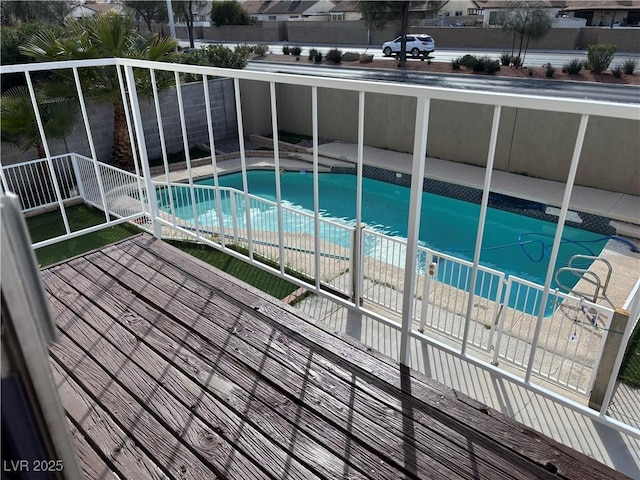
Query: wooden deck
[[41, 234, 624, 480]]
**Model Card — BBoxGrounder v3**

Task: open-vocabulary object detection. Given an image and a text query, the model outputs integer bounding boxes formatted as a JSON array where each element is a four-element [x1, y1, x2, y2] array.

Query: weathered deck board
[[92, 243, 549, 479], [41, 234, 626, 480], [125, 235, 620, 479]]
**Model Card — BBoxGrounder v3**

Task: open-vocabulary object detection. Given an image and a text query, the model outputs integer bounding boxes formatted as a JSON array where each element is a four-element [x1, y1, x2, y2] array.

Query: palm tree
[[20, 12, 179, 170], [1, 85, 77, 158]]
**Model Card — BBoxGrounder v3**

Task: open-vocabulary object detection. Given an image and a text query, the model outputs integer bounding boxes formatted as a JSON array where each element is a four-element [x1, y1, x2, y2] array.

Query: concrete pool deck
[[153, 142, 640, 475]]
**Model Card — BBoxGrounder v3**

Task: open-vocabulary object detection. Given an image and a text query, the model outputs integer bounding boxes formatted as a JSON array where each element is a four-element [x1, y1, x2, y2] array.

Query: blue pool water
[[160, 171, 609, 312]]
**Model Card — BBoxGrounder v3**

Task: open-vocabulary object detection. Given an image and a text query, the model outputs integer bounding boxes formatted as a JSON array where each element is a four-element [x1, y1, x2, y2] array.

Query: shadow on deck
[[42, 234, 624, 479]]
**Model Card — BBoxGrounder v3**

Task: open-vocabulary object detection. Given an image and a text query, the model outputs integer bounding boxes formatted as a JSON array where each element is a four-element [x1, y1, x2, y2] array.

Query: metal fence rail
[[0, 155, 80, 212]]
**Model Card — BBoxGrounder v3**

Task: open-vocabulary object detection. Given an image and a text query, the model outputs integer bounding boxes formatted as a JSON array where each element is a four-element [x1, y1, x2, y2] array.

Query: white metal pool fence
[[1, 57, 638, 438]]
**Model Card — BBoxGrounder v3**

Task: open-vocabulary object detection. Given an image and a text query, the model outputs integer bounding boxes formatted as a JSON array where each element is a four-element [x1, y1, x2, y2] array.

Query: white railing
[[2, 57, 639, 439], [0, 155, 80, 212]]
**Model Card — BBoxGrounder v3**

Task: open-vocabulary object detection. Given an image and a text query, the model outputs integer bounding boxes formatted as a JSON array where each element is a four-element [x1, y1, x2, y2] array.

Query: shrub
[[544, 63, 555, 78], [587, 44, 617, 74], [253, 43, 269, 56], [485, 59, 501, 74], [282, 45, 290, 55], [459, 54, 477, 68], [500, 52, 511, 66], [341, 51, 360, 62], [511, 55, 523, 68], [291, 46, 302, 57], [472, 56, 488, 72], [181, 44, 248, 72], [611, 65, 623, 78], [314, 51, 323, 63], [563, 58, 583, 75], [451, 58, 461, 70], [359, 53, 374, 63], [235, 44, 252, 56], [622, 58, 637, 75], [326, 48, 342, 64], [308, 48, 319, 61]]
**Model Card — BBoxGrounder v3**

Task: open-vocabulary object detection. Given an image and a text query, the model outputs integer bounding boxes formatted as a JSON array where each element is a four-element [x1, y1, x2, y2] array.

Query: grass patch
[[167, 240, 298, 299], [148, 146, 210, 168], [26, 204, 141, 267], [26, 204, 300, 299], [619, 321, 640, 387]]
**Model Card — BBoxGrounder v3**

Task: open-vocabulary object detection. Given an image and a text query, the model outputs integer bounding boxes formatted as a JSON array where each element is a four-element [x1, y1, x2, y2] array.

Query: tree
[[501, 1, 552, 66], [173, 1, 207, 48], [123, 1, 168, 32], [1, 85, 77, 158], [425, 1, 450, 19], [1, 1, 71, 26], [210, 0, 250, 26], [1, 22, 66, 92], [357, 1, 410, 66], [21, 12, 179, 170]]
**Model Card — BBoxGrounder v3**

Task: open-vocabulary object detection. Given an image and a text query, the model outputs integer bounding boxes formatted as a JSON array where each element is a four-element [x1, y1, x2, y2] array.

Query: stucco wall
[[240, 82, 640, 195], [1, 79, 236, 166]]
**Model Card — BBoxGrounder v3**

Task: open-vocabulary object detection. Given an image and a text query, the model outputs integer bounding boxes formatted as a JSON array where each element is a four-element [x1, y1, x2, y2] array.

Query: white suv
[[382, 34, 435, 58]]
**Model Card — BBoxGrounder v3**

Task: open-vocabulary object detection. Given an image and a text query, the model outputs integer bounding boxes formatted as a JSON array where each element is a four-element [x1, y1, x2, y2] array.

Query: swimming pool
[[160, 171, 607, 287]]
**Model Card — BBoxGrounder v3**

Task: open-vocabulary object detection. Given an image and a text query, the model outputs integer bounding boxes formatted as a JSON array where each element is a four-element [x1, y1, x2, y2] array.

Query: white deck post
[[525, 114, 590, 383], [461, 105, 502, 356], [123, 65, 161, 238], [312, 86, 321, 291], [72, 67, 110, 223], [353, 91, 366, 305], [270, 82, 286, 274], [24, 72, 71, 234], [399, 96, 430, 367]]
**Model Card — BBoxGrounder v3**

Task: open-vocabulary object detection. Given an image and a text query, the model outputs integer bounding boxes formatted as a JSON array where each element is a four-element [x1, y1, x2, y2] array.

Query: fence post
[[588, 308, 630, 410], [70, 154, 85, 200], [351, 225, 364, 306], [123, 64, 161, 239]]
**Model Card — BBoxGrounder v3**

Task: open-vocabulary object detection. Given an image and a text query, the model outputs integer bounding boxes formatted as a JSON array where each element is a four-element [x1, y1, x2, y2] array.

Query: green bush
[[512, 55, 523, 68], [587, 44, 617, 74], [314, 51, 323, 63], [472, 56, 488, 72], [451, 58, 461, 70], [308, 48, 319, 61], [500, 52, 511, 66], [622, 58, 637, 75], [282, 45, 290, 55], [235, 43, 252, 56], [326, 48, 342, 64], [459, 54, 477, 68], [485, 58, 501, 74], [341, 51, 360, 62], [180, 44, 248, 72], [291, 46, 302, 57], [563, 58, 583, 75], [611, 65, 623, 78], [545, 63, 555, 78], [253, 43, 269, 56]]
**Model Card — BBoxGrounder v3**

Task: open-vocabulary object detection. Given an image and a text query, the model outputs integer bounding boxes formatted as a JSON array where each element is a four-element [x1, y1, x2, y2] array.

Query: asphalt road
[[247, 60, 640, 104]]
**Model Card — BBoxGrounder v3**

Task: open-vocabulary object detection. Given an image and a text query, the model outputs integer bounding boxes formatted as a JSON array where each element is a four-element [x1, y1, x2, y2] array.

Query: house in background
[[67, 1, 123, 19], [328, 1, 361, 21], [560, 0, 640, 27], [242, 0, 336, 22]]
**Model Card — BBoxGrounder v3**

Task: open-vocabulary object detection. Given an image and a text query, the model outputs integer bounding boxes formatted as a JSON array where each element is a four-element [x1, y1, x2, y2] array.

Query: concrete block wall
[[202, 23, 283, 43], [139, 78, 237, 161], [1, 78, 236, 167]]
